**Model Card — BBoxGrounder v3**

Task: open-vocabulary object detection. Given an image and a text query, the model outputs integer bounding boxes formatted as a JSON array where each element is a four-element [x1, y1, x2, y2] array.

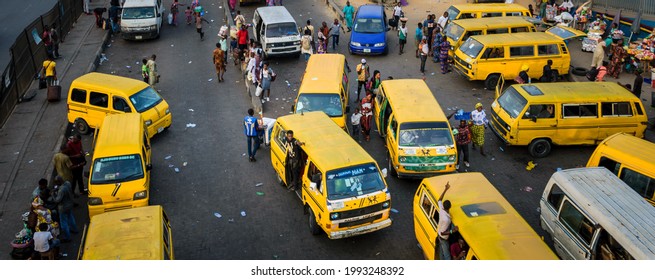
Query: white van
[[539, 167, 655, 260], [253, 6, 301, 57], [120, 0, 164, 40]]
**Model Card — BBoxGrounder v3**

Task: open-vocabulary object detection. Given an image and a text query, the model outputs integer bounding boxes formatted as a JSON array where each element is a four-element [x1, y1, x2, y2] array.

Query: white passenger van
[[253, 6, 301, 57], [120, 0, 164, 40], [539, 167, 655, 260]]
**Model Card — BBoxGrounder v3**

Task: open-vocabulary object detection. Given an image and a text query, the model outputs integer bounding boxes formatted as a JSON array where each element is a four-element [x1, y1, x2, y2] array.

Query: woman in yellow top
[[42, 55, 57, 86]]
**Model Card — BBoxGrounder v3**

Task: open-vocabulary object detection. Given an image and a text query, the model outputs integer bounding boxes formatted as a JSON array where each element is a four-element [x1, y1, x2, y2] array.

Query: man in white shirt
[[437, 182, 458, 260], [392, 3, 403, 31], [33, 223, 60, 257], [351, 108, 362, 142], [437, 12, 449, 30], [560, 0, 574, 13]]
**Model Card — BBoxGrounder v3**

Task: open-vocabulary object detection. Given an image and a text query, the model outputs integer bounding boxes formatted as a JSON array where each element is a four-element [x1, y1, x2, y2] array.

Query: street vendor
[[589, 14, 607, 33]]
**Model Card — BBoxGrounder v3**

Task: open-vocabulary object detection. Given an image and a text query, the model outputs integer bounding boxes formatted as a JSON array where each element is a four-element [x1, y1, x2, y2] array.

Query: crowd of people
[[11, 135, 87, 259]]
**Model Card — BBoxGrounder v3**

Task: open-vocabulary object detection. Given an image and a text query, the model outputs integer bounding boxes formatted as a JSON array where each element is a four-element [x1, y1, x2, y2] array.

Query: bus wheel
[[528, 138, 552, 158], [484, 74, 500, 91], [388, 156, 397, 177], [74, 119, 90, 135], [308, 207, 322, 235]]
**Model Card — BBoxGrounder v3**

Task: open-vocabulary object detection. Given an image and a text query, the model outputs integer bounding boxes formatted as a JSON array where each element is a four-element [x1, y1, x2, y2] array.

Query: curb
[[324, 0, 346, 22]]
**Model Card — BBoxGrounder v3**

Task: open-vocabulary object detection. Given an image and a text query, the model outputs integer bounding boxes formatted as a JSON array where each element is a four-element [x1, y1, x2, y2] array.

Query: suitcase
[[47, 81, 61, 102]]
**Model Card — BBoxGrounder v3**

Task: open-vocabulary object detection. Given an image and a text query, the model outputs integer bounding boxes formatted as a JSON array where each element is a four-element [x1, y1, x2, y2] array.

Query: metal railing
[[592, 0, 655, 16], [0, 0, 82, 127]]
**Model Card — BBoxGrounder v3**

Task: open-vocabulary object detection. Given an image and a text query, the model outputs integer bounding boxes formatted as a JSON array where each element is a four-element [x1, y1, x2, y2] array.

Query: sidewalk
[[0, 1, 110, 259]]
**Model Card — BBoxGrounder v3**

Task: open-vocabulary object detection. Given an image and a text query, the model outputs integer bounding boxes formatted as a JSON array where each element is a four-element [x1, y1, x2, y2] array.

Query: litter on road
[[390, 208, 399, 214], [255, 183, 264, 187], [186, 123, 197, 128], [214, 212, 222, 218], [256, 192, 265, 196], [165, 155, 172, 160], [240, 211, 246, 217]]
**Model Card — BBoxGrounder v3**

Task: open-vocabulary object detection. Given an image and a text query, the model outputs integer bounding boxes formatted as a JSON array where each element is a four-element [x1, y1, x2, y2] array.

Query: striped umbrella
[[629, 11, 642, 42]]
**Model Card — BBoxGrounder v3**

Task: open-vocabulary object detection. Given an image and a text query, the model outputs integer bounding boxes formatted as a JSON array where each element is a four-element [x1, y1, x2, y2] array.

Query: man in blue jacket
[[244, 109, 260, 162]]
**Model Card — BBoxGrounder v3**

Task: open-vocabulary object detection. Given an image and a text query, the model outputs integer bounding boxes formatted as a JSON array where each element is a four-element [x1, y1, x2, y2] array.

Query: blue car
[[349, 5, 390, 55]]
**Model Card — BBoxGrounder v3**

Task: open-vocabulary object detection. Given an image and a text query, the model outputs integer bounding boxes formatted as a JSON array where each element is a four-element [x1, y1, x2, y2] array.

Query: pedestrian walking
[[439, 36, 451, 74], [43, 25, 53, 58], [234, 10, 246, 31], [431, 27, 442, 63], [301, 29, 313, 61], [141, 58, 149, 82], [423, 14, 436, 50], [84, 0, 91, 14], [437, 182, 459, 260], [50, 24, 61, 58], [355, 59, 370, 101], [317, 34, 327, 54], [229, 0, 236, 10], [455, 120, 471, 170], [109, 4, 120, 33], [94, 8, 107, 28], [219, 35, 228, 61], [320, 22, 330, 52], [185, 7, 193, 25], [398, 20, 408, 55], [367, 70, 381, 96], [41, 55, 57, 87], [343, 1, 355, 32], [259, 61, 275, 103], [351, 108, 362, 142], [195, 13, 210, 40], [415, 22, 423, 58], [591, 40, 605, 69], [237, 25, 249, 60], [244, 108, 260, 162], [516, 64, 530, 84], [632, 69, 643, 98], [329, 19, 345, 50], [267, 0, 275, 6], [52, 176, 77, 243], [437, 12, 449, 30], [66, 134, 87, 195], [471, 103, 489, 156], [283, 130, 304, 191], [419, 37, 429, 74], [170, 0, 184, 26], [392, 2, 403, 31], [608, 39, 626, 78], [303, 20, 316, 50], [596, 61, 608, 82], [146, 55, 158, 88], [213, 43, 226, 82], [360, 92, 373, 141], [52, 144, 75, 186]]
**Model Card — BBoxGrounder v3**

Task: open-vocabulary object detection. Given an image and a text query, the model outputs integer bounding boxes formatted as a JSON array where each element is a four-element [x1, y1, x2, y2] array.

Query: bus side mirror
[[309, 182, 317, 191], [530, 115, 537, 122], [146, 164, 153, 171], [381, 168, 388, 178]]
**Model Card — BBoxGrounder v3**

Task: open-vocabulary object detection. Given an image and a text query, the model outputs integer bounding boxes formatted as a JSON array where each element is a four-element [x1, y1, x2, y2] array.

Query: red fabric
[[66, 140, 83, 157]]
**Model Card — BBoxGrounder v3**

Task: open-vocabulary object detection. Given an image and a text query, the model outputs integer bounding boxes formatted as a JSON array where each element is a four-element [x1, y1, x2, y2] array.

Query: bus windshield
[[398, 122, 454, 147], [326, 163, 385, 200], [295, 94, 343, 117], [497, 87, 527, 119], [91, 154, 144, 184], [459, 38, 484, 58]]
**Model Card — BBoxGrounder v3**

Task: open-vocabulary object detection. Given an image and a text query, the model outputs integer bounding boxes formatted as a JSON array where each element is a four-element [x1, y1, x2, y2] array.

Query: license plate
[[419, 163, 436, 167], [363, 49, 371, 53], [157, 127, 164, 133], [135, 35, 142, 40]]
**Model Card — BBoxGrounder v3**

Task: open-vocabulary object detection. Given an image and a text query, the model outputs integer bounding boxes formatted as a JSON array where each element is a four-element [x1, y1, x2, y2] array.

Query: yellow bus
[[373, 79, 457, 178], [78, 205, 173, 260], [87, 113, 151, 218], [414, 173, 558, 260], [453, 29, 584, 90], [444, 17, 536, 58], [490, 81, 648, 157], [67, 72, 171, 138], [445, 3, 531, 21], [270, 112, 392, 239], [587, 133, 655, 206], [293, 54, 350, 132]]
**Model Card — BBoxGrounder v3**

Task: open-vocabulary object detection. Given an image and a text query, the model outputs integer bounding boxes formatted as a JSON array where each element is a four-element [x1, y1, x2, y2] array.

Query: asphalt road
[[84, 0, 597, 259]]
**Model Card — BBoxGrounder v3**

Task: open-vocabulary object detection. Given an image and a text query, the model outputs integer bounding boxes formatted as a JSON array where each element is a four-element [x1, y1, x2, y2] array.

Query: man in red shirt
[[450, 237, 467, 260], [66, 134, 87, 195], [237, 25, 249, 60], [43, 25, 53, 57]]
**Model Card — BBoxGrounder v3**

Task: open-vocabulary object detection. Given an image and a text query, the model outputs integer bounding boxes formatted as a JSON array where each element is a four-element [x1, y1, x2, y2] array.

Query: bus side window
[[619, 167, 655, 201], [547, 183, 565, 210], [420, 191, 439, 228], [273, 124, 286, 151], [598, 156, 620, 175]]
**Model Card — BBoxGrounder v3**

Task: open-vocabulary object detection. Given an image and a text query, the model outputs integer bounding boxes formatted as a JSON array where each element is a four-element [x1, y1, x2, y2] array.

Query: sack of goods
[[219, 25, 228, 37]]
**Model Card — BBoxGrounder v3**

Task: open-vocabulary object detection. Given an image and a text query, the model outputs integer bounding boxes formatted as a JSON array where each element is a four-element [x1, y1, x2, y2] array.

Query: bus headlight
[[382, 201, 390, 209], [374, 43, 385, 47], [330, 212, 340, 220], [144, 119, 153, 126], [88, 197, 103, 205], [133, 191, 147, 200], [448, 155, 456, 161], [165, 108, 170, 114], [399, 156, 407, 162], [351, 42, 361, 47]]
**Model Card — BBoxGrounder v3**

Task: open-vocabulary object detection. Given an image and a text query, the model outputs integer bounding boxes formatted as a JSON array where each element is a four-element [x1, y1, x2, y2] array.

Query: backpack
[[301, 37, 311, 50], [586, 67, 598, 81]]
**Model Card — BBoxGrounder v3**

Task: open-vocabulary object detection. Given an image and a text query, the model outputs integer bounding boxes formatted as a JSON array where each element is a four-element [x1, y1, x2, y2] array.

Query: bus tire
[[388, 155, 397, 177], [74, 118, 91, 135], [484, 74, 500, 91], [528, 138, 552, 158], [571, 67, 587, 76], [308, 207, 322, 235]]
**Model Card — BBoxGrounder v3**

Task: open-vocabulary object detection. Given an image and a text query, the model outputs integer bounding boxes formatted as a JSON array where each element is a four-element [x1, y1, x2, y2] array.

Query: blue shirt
[[415, 27, 423, 41], [244, 116, 258, 136]]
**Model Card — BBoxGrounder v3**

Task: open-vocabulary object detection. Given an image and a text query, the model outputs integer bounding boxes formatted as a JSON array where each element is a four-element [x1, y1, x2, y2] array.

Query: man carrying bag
[[42, 55, 60, 102]]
